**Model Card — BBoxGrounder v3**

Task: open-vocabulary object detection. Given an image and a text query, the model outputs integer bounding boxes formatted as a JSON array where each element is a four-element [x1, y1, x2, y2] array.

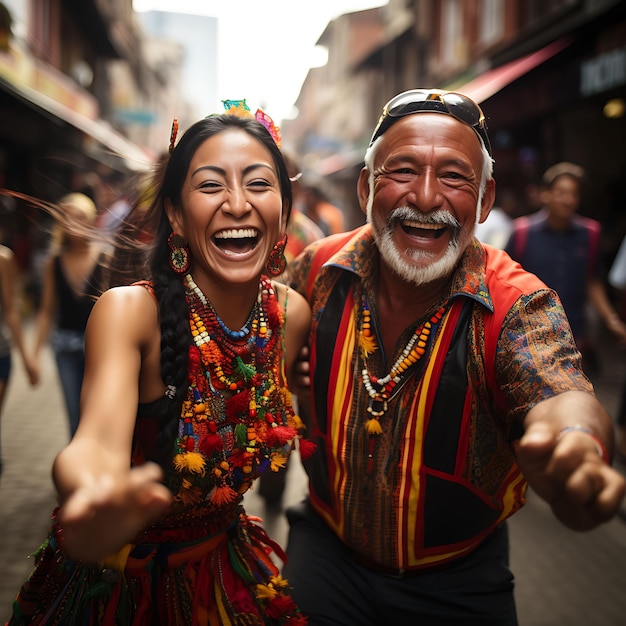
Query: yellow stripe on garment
[[499, 466, 527, 521], [329, 308, 357, 537], [215, 577, 233, 626], [399, 309, 453, 567]]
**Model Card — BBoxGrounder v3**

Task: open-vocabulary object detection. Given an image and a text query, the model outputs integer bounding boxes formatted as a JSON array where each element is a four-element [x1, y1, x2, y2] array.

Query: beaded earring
[[266, 234, 288, 276], [168, 232, 191, 274]]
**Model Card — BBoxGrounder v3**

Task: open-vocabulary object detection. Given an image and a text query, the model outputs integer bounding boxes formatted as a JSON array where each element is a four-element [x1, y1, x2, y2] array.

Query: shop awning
[[0, 76, 153, 172], [448, 38, 571, 104]]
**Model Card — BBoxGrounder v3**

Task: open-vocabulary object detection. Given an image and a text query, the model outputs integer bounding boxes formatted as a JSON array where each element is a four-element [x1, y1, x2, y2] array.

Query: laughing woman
[[7, 103, 311, 625]]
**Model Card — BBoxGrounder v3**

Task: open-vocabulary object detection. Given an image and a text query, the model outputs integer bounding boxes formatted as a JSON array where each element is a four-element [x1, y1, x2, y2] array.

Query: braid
[[151, 218, 192, 467]]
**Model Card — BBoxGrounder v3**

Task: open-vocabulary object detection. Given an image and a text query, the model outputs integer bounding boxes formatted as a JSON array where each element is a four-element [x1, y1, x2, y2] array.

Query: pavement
[[0, 323, 625, 625]]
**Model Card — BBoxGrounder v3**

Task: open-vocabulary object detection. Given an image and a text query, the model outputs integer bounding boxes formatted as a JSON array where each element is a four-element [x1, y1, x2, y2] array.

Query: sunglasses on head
[[369, 89, 492, 157]]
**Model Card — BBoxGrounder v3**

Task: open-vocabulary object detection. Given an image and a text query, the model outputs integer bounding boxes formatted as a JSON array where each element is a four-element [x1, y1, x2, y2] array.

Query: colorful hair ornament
[[169, 118, 179, 154], [255, 109, 282, 149], [222, 99, 251, 116], [222, 99, 282, 148]]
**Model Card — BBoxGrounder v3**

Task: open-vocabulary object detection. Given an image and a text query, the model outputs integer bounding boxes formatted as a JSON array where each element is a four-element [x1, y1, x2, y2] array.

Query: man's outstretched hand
[[517, 420, 625, 531]]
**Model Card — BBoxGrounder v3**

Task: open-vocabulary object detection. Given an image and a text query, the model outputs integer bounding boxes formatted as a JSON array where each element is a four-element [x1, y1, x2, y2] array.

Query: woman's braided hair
[[142, 114, 293, 466]]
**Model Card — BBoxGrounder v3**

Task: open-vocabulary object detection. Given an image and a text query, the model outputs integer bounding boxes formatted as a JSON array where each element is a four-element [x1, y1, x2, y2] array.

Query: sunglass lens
[[443, 93, 482, 126], [386, 89, 431, 117]]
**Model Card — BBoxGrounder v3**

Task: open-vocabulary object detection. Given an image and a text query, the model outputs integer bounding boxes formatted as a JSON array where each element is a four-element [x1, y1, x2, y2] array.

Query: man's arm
[[496, 288, 625, 530]]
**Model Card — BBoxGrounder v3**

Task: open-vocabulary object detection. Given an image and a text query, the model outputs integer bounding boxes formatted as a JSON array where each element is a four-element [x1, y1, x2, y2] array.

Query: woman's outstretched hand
[[56, 462, 172, 563]]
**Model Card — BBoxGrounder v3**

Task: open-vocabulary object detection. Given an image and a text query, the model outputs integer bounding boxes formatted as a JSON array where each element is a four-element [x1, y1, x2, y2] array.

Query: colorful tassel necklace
[[170, 273, 303, 509], [358, 294, 447, 472]]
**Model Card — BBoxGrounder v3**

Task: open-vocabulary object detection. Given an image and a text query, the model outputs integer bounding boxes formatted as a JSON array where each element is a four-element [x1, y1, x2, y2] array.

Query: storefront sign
[[580, 47, 626, 96]]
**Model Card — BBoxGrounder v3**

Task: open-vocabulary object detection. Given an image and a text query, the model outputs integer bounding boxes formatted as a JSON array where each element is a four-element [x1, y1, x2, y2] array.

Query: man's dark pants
[[283, 499, 517, 626]]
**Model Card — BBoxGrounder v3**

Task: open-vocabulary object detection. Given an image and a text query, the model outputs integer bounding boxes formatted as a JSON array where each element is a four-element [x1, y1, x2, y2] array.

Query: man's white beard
[[365, 179, 480, 287], [374, 226, 464, 286]]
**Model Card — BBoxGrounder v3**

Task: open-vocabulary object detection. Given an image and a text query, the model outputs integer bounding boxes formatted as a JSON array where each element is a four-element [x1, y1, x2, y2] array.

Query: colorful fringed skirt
[[7, 507, 306, 625]]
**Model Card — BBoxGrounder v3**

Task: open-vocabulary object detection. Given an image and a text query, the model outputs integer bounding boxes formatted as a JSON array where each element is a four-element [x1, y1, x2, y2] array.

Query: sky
[[133, 0, 387, 122]]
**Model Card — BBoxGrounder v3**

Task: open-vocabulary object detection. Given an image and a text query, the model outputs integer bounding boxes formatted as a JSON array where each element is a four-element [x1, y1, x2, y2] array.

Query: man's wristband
[[557, 426, 609, 463]]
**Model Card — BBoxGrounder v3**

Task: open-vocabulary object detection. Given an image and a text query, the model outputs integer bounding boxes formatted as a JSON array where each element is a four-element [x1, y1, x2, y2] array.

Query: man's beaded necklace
[[358, 293, 447, 472]]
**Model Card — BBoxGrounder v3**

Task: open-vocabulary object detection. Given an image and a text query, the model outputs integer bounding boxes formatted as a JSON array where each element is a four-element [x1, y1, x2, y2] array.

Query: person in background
[[474, 187, 516, 249], [283, 88, 625, 625], [30, 192, 109, 438], [6, 102, 310, 624], [283, 153, 326, 264], [505, 162, 626, 373], [0, 242, 37, 474], [299, 171, 345, 236]]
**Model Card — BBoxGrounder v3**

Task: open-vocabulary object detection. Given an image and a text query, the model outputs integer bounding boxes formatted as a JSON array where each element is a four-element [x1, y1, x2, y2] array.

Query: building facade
[[283, 0, 626, 256], [0, 0, 157, 200]]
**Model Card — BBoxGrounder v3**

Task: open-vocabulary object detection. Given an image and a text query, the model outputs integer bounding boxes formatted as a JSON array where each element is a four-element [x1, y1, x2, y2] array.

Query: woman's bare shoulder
[[89, 285, 158, 341], [277, 283, 309, 318]]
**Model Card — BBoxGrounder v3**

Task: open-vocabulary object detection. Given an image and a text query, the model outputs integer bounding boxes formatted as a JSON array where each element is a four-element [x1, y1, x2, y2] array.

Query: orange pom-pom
[[210, 484, 238, 506]]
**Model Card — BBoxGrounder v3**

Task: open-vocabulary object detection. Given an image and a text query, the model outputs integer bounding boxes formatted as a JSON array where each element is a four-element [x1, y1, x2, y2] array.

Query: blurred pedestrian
[[505, 162, 626, 373], [6, 103, 311, 624], [474, 187, 516, 249], [283, 153, 326, 264], [0, 242, 37, 474], [31, 192, 109, 438], [299, 171, 345, 236]]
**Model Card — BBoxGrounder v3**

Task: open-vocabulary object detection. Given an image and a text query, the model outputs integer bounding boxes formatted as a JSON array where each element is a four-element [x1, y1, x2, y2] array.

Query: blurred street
[[0, 322, 625, 625]]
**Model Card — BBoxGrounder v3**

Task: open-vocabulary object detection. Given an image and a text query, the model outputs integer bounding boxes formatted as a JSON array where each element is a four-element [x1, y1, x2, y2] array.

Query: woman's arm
[[0, 247, 36, 384], [53, 285, 172, 562]]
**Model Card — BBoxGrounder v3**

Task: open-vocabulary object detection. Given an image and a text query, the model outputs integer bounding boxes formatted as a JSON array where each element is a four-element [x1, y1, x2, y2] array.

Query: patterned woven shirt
[[290, 224, 594, 571]]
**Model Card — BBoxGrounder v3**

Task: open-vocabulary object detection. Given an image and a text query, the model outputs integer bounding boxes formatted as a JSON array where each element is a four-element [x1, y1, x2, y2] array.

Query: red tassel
[[265, 594, 298, 618], [225, 390, 250, 420], [298, 437, 317, 460], [198, 432, 223, 455], [266, 425, 296, 447]]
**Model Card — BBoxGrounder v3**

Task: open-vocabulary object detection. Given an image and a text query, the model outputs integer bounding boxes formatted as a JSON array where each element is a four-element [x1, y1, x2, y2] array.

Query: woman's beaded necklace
[[172, 273, 300, 508], [358, 293, 447, 472]]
